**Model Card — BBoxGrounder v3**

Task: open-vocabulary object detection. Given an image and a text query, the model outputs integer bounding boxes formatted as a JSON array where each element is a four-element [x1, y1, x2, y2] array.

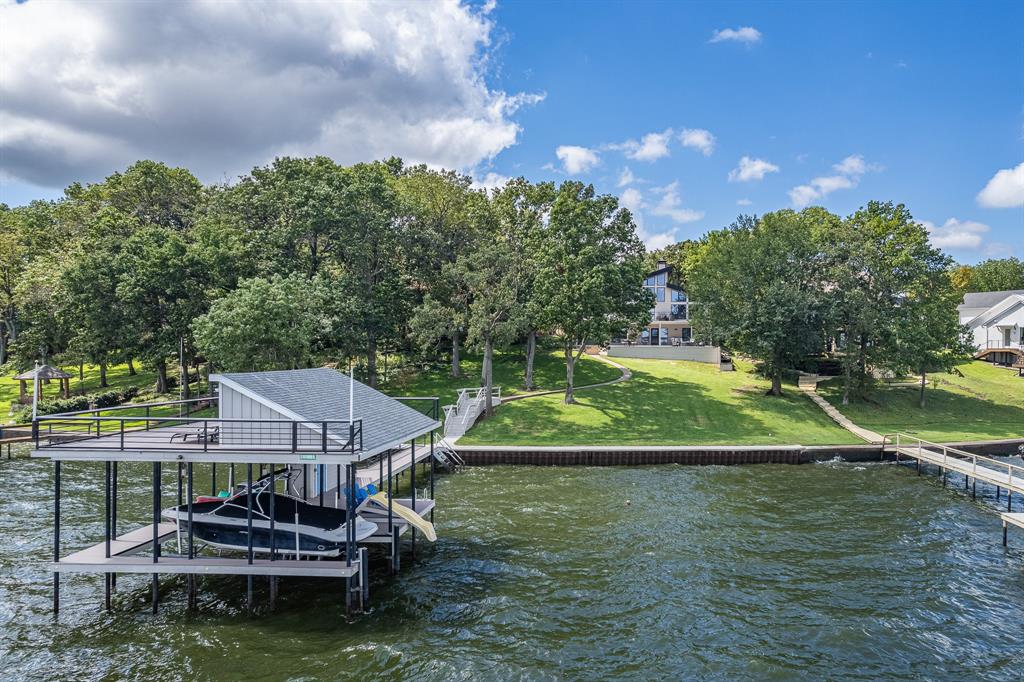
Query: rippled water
[[1, 447, 1023, 680]]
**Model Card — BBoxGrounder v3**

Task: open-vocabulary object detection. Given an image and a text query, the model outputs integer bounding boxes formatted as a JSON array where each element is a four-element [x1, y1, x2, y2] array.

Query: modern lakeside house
[[958, 289, 1024, 368], [608, 260, 724, 366]]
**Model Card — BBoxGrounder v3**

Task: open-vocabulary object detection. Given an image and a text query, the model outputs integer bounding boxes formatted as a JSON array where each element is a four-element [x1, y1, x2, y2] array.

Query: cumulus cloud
[[976, 162, 1024, 208], [922, 218, 990, 250], [620, 129, 673, 162], [618, 167, 636, 187], [736, 198, 752, 206], [649, 181, 704, 224], [728, 156, 780, 182], [0, 0, 541, 188], [709, 27, 762, 44], [555, 145, 600, 174], [617, 186, 676, 250], [678, 128, 716, 156], [788, 154, 879, 207], [472, 171, 510, 191]]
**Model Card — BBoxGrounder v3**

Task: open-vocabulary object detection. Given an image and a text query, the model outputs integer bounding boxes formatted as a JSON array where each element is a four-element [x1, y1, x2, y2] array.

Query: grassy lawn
[[817, 360, 1024, 443], [380, 348, 622, 407], [2, 362, 158, 420], [460, 357, 860, 446]]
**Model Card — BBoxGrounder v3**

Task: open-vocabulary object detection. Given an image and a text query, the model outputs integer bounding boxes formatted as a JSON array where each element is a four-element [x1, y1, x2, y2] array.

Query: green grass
[[460, 357, 861, 446], [817, 360, 1024, 443], [2, 362, 158, 421], [380, 349, 622, 407]]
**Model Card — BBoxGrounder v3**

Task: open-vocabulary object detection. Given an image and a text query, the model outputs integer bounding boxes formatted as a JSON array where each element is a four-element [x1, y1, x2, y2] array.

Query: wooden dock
[[1002, 513, 1024, 547], [890, 434, 1024, 496]]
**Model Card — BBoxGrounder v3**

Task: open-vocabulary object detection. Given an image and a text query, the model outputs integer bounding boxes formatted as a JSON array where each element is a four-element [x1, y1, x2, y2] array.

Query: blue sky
[[1, 0, 1021, 263]]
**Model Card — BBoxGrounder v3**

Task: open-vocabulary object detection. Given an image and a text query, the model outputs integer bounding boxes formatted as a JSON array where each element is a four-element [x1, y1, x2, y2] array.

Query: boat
[[162, 471, 377, 558]]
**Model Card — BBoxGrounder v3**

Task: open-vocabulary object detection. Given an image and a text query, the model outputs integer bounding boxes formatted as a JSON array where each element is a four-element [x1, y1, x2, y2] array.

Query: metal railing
[[891, 433, 1024, 487], [32, 397, 363, 454], [982, 340, 1023, 350]]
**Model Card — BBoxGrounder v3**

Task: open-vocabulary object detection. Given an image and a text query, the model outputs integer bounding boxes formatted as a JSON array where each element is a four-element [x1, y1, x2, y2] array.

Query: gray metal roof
[[959, 290, 1024, 312], [212, 368, 439, 457]]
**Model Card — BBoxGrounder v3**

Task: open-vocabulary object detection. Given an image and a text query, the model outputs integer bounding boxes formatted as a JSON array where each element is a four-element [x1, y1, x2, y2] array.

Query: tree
[[890, 269, 972, 407], [400, 166, 482, 378], [644, 240, 697, 280], [688, 210, 827, 396], [193, 275, 323, 371], [533, 182, 651, 404], [954, 257, 1024, 293], [491, 178, 556, 390]]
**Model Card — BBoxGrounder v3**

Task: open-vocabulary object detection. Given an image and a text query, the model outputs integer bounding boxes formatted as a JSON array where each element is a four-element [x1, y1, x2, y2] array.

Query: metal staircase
[[441, 386, 501, 441]]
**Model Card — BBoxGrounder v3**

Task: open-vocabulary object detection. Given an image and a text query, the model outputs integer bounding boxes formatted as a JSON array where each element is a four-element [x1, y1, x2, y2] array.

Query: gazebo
[[15, 364, 72, 403]]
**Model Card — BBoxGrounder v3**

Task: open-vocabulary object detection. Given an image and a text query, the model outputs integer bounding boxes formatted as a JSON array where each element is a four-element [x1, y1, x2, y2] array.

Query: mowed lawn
[[460, 357, 860, 446], [817, 361, 1023, 443], [380, 349, 621, 408], [2, 362, 156, 421]]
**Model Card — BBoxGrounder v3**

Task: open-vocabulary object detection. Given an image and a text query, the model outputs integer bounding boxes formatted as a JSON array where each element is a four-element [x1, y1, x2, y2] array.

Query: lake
[[1, 449, 1022, 680]]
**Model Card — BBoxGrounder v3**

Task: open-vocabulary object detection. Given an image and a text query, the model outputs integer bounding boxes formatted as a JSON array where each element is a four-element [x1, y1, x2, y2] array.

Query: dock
[[890, 434, 1024, 498], [1002, 513, 1024, 547]]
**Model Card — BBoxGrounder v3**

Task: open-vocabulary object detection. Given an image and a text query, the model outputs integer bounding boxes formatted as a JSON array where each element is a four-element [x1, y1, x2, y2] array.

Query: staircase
[[442, 386, 501, 441], [431, 440, 466, 472]]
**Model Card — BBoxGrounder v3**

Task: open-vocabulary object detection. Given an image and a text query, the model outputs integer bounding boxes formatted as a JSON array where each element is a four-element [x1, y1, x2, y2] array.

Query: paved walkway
[[798, 373, 883, 444]]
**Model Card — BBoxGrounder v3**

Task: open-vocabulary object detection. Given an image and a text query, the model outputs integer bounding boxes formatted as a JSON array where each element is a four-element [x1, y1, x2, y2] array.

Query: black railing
[[32, 397, 363, 455]]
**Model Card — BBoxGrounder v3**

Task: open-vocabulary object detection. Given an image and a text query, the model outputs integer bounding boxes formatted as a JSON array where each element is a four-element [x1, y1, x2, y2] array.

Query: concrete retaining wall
[[607, 344, 721, 364]]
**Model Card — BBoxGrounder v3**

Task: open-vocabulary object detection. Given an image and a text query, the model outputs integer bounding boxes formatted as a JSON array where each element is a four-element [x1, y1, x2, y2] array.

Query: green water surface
[[1, 448, 1022, 680]]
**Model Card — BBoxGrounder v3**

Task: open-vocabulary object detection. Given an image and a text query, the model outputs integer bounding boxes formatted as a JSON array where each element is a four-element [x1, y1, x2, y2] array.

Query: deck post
[[53, 460, 60, 615], [152, 461, 160, 614], [246, 463, 254, 616], [211, 463, 217, 496], [430, 426, 435, 523], [917, 458, 921, 476], [972, 478, 977, 500], [105, 460, 111, 611], [359, 546, 369, 611], [387, 449, 393, 533], [269, 464, 277, 610], [1009, 491, 1013, 512], [1004, 520, 1009, 547], [942, 468, 947, 487], [111, 462, 117, 590], [187, 462, 196, 610], [411, 440, 416, 559], [345, 463, 353, 616], [391, 525, 400, 574]]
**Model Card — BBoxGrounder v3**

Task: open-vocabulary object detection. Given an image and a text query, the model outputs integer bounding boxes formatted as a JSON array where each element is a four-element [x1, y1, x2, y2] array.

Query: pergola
[[14, 364, 72, 403]]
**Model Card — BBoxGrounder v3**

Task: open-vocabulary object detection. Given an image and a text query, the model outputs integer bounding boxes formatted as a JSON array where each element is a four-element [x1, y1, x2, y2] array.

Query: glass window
[[643, 276, 655, 287], [656, 273, 666, 286], [671, 290, 688, 302], [655, 287, 665, 302], [680, 328, 692, 342]]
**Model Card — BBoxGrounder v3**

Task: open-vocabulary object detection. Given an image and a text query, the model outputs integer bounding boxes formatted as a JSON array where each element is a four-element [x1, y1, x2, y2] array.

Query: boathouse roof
[[210, 367, 439, 458]]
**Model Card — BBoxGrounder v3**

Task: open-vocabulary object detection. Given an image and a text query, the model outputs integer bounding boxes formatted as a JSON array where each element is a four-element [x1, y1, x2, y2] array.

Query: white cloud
[[0, 0, 541, 187], [728, 156, 780, 182], [976, 162, 1024, 208], [709, 27, 762, 44], [618, 166, 636, 187], [678, 128, 716, 156], [922, 218, 990, 250], [472, 171, 510, 191], [622, 129, 673, 162], [555, 145, 600, 174], [649, 181, 704, 224], [736, 198, 752, 206], [619, 187, 644, 215], [789, 153, 880, 207]]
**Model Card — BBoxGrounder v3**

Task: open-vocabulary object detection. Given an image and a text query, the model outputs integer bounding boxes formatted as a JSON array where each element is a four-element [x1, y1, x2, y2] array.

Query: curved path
[[499, 354, 632, 403], [797, 374, 883, 444]]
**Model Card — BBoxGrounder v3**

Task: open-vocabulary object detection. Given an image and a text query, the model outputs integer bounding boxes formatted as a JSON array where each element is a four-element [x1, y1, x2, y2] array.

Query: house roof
[[967, 294, 1024, 328], [645, 265, 687, 293], [959, 289, 1024, 312], [14, 364, 72, 381], [210, 368, 440, 458]]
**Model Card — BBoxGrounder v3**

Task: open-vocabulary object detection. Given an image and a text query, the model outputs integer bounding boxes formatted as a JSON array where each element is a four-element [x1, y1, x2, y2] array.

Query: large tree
[[687, 210, 827, 396], [953, 257, 1024, 293], [193, 275, 324, 371], [533, 182, 651, 404]]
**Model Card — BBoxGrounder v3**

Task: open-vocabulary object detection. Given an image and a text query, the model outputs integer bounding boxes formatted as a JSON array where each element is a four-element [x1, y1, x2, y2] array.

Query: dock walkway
[[891, 435, 1024, 496]]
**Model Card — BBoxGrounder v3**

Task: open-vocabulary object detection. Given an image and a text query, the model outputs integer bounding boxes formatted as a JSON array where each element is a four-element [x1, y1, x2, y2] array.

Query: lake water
[[1, 448, 1022, 680]]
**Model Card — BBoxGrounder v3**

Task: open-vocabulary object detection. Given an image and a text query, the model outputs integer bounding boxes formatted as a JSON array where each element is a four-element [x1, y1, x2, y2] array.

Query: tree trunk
[[856, 333, 868, 396], [483, 337, 494, 417], [78, 362, 84, 382], [524, 329, 537, 390], [155, 359, 168, 394], [127, 358, 136, 376], [99, 362, 108, 388], [919, 370, 927, 408], [0, 328, 6, 366], [180, 350, 191, 400], [770, 370, 782, 396], [366, 332, 377, 388], [451, 331, 462, 379], [842, 361, 851, 406], [564, 344, 576, 405]]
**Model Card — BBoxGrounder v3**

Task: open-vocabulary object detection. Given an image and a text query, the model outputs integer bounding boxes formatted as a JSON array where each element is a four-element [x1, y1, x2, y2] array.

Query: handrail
[[893, 433, 1024, 485], [44, 396, 217, 419]]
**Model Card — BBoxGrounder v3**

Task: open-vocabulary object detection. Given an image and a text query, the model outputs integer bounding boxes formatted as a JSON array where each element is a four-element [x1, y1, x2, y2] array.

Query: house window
[[656, 273, 666, 286], [655, 287, 665, 302], [681, 328, 692, 342], [671, 290, 687, 302], [671, 304, 687, 319]]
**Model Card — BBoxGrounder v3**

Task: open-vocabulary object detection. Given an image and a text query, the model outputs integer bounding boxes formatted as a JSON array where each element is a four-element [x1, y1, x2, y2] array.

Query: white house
[[957, 289, 1024, 366]]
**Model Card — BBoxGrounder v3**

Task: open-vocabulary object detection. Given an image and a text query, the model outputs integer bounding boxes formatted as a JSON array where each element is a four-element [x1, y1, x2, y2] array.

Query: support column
[[53, 460, 60, 615], [246, 463, 254, 616], [151, 461, 161, 614]]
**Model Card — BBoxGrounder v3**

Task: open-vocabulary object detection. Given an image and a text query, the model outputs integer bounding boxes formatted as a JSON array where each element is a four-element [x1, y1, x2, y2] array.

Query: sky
[[1, 0, 1021, 264]]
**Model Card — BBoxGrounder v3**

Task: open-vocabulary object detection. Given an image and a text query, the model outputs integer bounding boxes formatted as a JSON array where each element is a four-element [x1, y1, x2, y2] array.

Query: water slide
[[367, 491, 437, 542]]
